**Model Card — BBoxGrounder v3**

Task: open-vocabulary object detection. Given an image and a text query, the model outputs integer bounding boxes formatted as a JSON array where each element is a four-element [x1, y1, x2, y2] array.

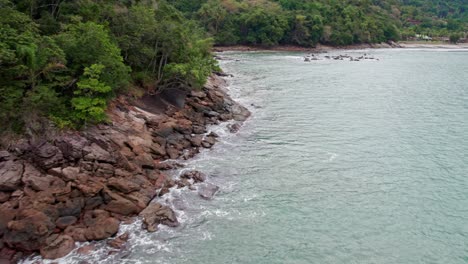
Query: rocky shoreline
[[0, 74, 250, 263]]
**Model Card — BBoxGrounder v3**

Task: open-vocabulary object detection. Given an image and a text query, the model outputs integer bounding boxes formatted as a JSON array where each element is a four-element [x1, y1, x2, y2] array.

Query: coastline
[[213, 42, 468, 52], [0, 74, 250, 263]]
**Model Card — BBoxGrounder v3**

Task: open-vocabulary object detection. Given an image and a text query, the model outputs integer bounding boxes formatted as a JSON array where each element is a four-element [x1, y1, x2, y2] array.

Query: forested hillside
[[0, 0, 218, 135], [169, 0, 467, 46], [0, 0, 466, 136]]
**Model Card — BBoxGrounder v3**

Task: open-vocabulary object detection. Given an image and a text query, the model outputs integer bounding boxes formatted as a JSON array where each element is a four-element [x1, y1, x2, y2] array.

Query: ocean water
[[27, 49, 468, 264]]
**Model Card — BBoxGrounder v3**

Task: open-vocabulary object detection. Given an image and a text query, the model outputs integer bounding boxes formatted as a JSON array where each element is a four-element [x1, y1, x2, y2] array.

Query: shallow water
[[27, 49, 468, 264]]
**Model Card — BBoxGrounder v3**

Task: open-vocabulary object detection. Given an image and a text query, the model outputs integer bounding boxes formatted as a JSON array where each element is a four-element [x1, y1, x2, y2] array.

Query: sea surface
[[29, 49, 468, 264]]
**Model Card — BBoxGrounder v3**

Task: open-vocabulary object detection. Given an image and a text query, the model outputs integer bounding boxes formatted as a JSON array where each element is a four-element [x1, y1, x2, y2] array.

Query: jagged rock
[[134, 154, 154, 169], [23, 174, 55, 192], [0, 191, 11, 203], [231, 104, 251, 121], [0, 151, 10, 162], [55, 135, 88, 160], [77, 181, 104, 197], [192, 125, 206, 134], [83, 143, 115, 164], [166, 147, 180, 160], [190, 90, 206, 98], [107, 232, 129, 249], [152, 122, 176, 137], [227, 123, 241, 133], [198, 183, 220, 200], [189, 135, 203, 147], [103, 190, 141, 215], [174, 119, 193, 135], [55, 216, 78, 229], [149, 144, 166, 157], [4, 209, 55, 251], [0, 161, 24, 191], [84, 217, 120, 241], [180, 170, 206, 183], [107, 178, 140, 194], [95, 163, 115, 178], [139, 203, 179, 232], [56, 197, 84, 217], [39, 234, 75, 259], [33, 142, 64, 170]]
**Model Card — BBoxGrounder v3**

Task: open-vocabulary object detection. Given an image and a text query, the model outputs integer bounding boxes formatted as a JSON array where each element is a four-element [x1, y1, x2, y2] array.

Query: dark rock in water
[[55, 216, 78, 229], [107, 232, 129, 249], [0, 161, 24, 191], [139, 203, 179, 232], [198, 183, 219, 200], [180, 170, 206, 183], [39, 234, 75, 259], [227, 123, 241, 133]]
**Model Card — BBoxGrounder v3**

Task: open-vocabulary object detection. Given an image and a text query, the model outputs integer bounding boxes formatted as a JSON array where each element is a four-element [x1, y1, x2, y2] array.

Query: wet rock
[[189, 135, 203, 147], [39, 234, 75, 259], [0, 161, 24, 191], [107, 232, 129, 249], [227, 123, 241, 133], [77, 244, 95, 255], [198, 183, 219, 200], [192, 125, 206, 134], [84, 217, 120, 241], [107, 178, 140, 194], [139, 203, 179, 232], [201, 136, 216, 148], [231, 105, 251, 122], [55, 216, 78, 229], [180, 170, 206, 183]]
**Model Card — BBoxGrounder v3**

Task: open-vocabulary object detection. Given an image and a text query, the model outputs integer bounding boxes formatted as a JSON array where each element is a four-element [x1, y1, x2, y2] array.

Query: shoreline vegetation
[[213, 41, 468, 52]]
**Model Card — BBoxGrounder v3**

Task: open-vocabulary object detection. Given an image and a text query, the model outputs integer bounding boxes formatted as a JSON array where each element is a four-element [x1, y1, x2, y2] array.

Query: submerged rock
[[198, 183, 220, 200], [139, 203, 179, 232], [39, 234, 75, 259]]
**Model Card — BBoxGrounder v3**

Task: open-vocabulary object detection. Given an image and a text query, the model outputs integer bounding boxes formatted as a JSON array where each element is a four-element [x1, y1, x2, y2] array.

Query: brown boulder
[[180, 170, 206, 183], [40, 234, 75, 259], [103, 190, 141, 215], [33, 142, 64, 170], [83, 143, 115, 164], [55, 216, 78, 229], [55, 134, 88, 160], [139, 203, 179, 232], [107, 178, 140, 194], [107, 232, 129, 249], [84, 217, 120, 241], [0, 161, 24, 191], [4, 209, 55, 251]]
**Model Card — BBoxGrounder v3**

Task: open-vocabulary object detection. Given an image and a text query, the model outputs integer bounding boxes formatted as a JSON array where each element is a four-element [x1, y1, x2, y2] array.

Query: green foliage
[[71, 64, 111, 124], [1, 0, 216, 134], [55, 22, 130, 90], [449, 33, 461, 43]]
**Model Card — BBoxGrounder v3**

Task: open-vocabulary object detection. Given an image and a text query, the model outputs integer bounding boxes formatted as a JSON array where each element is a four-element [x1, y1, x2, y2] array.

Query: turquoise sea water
[[34, 49, 468, 264]]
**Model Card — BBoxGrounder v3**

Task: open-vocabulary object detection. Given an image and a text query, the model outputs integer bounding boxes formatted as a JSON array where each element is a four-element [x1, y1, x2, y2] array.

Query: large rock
[[198, 183, 220, 200], [4, 209, 55, 251], [103, 190, 141, 215], [83, 143, 115, 164], [33, 142, 64, 170], [0, 161, 24, 191], [139, 203, 179, 232], [55, 134, 88, 160], [39, 234, 75, 259], [0, 151, 10, 162], [107, 178, 140, 194], [84, 217, 120, 241], [180, 170, 206, 183]]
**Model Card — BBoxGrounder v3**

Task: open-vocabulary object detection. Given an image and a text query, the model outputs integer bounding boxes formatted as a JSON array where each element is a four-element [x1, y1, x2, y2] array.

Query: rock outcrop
[[0, 74, 250, 262]]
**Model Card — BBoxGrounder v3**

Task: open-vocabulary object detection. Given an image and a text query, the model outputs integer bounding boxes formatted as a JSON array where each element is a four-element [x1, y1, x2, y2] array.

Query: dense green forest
[[0, 0, 466, 135], [168, 0, 467, 46]]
